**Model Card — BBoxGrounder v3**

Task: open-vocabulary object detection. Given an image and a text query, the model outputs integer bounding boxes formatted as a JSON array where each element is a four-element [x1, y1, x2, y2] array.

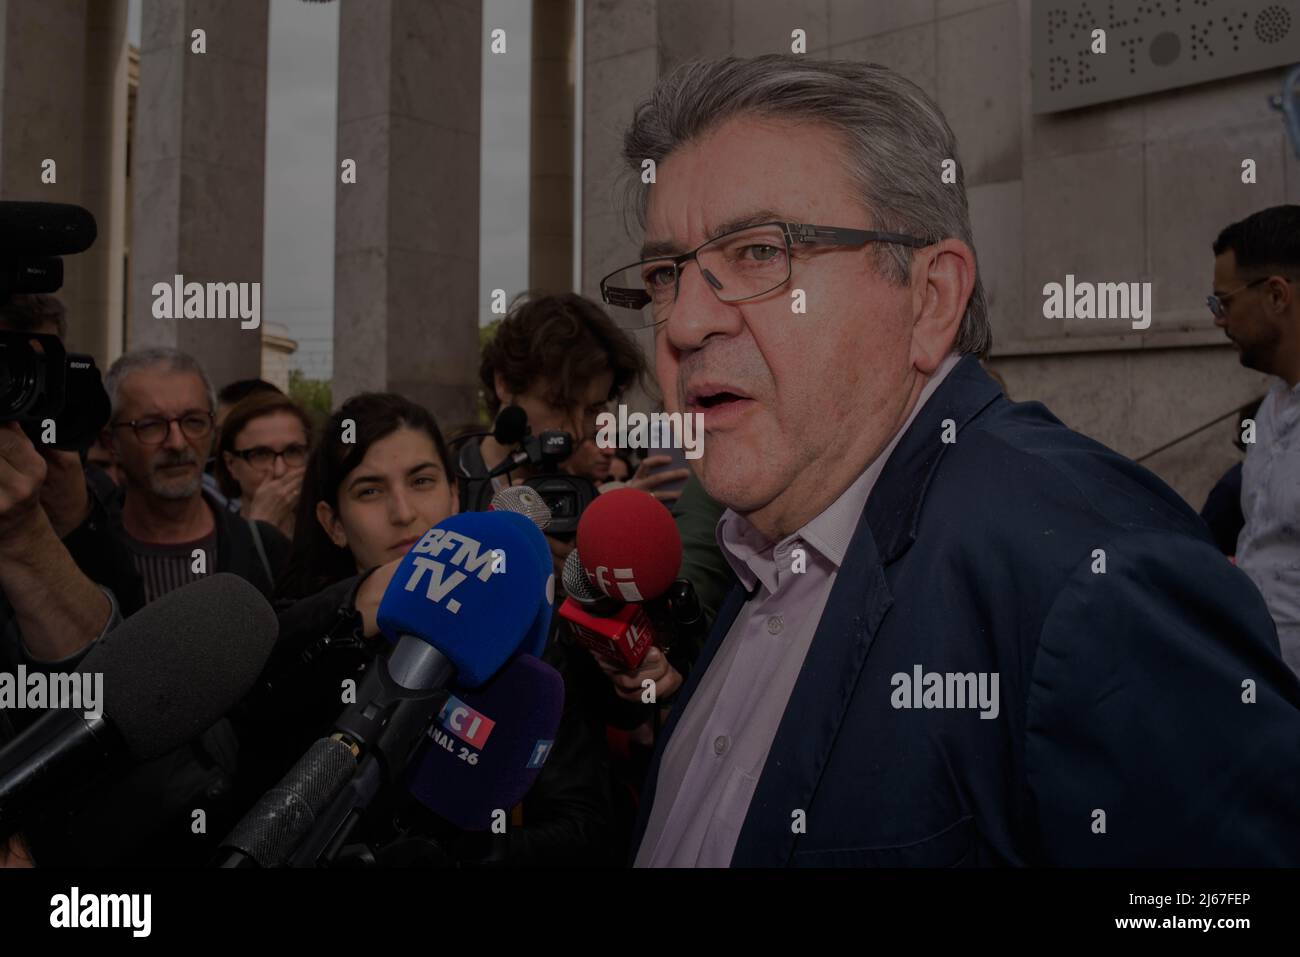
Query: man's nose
[[663, 259, 743, 351], [271, 454, 288, 478], [162, 420, 187, 450]]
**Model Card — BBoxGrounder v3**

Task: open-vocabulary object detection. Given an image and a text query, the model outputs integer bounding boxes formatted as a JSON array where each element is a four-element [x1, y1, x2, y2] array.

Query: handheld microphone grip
[[218, 737, 358, 867], [558, 597, 658, 670], [0, 712, 117, 841], [216, 635, 451, 867]]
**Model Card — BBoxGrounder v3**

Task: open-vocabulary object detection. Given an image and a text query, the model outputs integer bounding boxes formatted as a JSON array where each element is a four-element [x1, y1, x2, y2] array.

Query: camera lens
[[0, 339, 42, 418], [545, 490, 577, 518]]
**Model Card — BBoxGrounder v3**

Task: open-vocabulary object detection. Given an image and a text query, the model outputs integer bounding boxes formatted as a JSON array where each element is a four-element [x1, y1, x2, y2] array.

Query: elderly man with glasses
[[604, 56, 1300, 868], [102, 348, 288, 606], [1211, 205, 1300, 676]]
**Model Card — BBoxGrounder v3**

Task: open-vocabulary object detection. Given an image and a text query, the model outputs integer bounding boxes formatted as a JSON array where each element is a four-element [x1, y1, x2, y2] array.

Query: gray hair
[[620, 55, 991, 356], [104, 347, 216, 418]]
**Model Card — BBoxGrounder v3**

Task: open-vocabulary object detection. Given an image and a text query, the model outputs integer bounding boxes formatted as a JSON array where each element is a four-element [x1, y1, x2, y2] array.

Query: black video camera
[[0, 330, 111, 452], [457, 405, 599, 537], [511, 429, 598, 537], [0, 202, 111, 452]]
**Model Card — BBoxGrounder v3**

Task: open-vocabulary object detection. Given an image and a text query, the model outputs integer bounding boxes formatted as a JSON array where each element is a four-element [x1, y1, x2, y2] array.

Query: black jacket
[[634, 356, 1300, 866]]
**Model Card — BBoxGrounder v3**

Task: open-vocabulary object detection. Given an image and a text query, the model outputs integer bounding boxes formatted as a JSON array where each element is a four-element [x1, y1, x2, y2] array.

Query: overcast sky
[[127, 0, 532, 380]]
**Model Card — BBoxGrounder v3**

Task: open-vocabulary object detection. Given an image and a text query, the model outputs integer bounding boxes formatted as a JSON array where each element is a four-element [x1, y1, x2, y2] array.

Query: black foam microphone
[[493, 405, 529, 446], [0, 574, 278, 838], [0, 202, 97, 258]]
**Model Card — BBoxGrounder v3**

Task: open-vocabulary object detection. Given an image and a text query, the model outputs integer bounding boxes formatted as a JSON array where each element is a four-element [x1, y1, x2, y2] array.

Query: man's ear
[[909, 237, 976, 374], [1268, 274, 1296, 315], [493, 372, 513, 409], [316, 500, 348, 549], [449, 481, 460, 515]]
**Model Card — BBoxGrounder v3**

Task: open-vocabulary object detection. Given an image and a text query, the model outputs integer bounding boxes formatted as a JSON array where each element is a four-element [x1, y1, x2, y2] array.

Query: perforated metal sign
[[1032, 0, 1300, 113]]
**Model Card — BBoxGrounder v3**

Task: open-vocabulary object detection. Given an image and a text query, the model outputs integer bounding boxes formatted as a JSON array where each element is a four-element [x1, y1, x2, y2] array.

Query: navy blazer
[[634, 356, 1300, 866]]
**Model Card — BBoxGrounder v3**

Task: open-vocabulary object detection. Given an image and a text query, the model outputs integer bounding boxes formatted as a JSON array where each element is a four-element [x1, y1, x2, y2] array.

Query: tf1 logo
[[438, 695, 495, 749]]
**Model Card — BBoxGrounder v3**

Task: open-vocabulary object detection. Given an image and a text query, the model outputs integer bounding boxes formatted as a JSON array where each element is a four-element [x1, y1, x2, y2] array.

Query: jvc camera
[[458, 405, 598, 537], [513, 430, 598, 538]]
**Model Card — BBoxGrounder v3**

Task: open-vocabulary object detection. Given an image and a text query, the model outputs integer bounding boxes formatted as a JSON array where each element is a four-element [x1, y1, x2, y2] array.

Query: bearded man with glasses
[[611, 56, 1300, 869], [102, 348, 288, 608], [1212, 205, 1300, 677]]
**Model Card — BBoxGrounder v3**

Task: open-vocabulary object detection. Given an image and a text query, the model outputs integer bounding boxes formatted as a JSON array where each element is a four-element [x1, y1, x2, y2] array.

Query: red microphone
[[559, 488, 682, 669], [576, 488, 681, 602]]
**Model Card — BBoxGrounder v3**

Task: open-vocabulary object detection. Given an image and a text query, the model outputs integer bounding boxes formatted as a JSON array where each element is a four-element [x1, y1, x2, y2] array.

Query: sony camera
[[0, 202, 111, 452], [0, 330, 110, 452]]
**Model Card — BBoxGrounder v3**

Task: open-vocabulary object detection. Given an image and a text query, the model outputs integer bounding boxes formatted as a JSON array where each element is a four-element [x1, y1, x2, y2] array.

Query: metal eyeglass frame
[[598, 221, 934, 315]]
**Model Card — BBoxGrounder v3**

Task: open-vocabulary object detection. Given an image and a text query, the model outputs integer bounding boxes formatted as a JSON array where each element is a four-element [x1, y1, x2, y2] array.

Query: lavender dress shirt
[[635, 354, 961, 867]]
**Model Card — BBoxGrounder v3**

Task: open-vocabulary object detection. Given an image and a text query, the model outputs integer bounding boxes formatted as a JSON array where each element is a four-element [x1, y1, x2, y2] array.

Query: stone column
[[80, 0, 129, 367], [580, 0, 659, 403], [129, 0, 268, 390], [333, 0, 482, 427], [0, 0, 89, 347], [529, 0, 574, 292]]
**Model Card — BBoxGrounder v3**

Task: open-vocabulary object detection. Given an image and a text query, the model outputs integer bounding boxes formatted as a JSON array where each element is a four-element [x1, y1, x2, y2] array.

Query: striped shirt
[[121, 530, 217, 606]]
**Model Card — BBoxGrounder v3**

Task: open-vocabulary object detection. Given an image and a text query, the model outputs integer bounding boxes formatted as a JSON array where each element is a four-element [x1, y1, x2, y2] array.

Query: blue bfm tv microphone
[[220, 511, 552, 867]]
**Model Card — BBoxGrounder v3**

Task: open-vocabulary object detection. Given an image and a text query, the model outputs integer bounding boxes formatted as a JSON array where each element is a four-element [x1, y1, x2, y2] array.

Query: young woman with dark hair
[[278, 391, 456, 601], [234, 392, 617, 866]]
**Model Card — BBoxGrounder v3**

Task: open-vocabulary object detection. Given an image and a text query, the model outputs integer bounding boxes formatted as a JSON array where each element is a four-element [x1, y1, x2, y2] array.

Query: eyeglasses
[[1207, 277, 1271, 319], [599, 221, 933, 328], [1206, 275, 1300, 319], [230, 443, 309, 469], [112, 411, 214, 445]]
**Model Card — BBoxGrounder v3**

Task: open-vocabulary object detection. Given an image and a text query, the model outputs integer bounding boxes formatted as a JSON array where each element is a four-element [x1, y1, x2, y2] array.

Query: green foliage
[[288, 369, 332, 427], [476, 319, 502, 426]]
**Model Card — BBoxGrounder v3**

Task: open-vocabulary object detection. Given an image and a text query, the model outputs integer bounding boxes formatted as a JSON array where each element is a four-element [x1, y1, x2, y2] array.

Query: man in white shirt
[[1212, 205, 1300, 675]]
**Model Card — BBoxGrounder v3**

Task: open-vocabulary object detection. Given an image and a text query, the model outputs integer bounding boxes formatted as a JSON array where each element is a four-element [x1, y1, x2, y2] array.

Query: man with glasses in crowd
[[601, 56, 1300, 867], [1211, 205, 1300, 676], [102, 348, 287, 605]]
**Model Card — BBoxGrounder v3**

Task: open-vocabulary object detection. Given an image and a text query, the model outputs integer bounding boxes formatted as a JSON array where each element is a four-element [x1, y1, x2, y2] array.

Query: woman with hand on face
[[216, 392, 313, 538]]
